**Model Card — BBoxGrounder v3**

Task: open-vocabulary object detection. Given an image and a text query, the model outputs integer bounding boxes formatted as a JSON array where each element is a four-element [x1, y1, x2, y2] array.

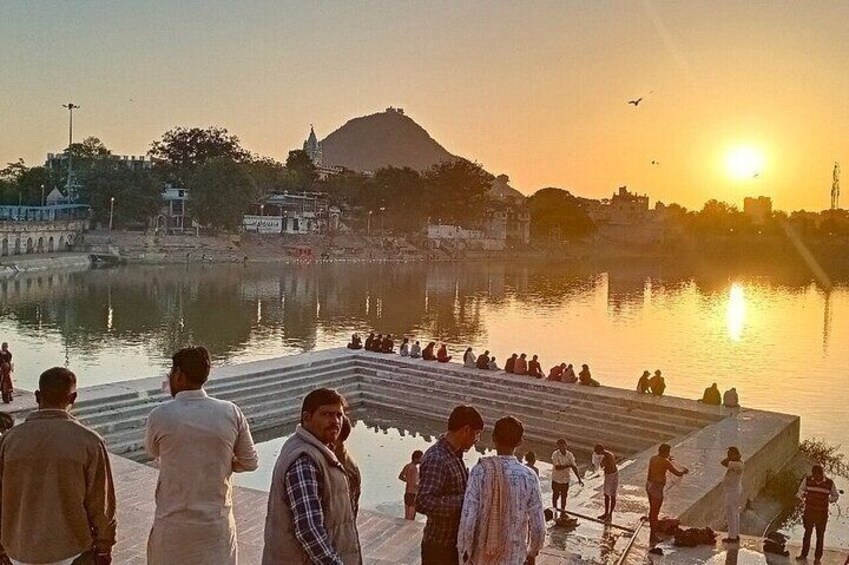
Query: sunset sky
[[3, 1, 849, 211]]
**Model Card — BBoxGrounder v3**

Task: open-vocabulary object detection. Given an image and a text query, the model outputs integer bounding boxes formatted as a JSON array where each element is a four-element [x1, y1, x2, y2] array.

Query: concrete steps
[[358, 367, 695, 438], [355, 357, 718, 429]]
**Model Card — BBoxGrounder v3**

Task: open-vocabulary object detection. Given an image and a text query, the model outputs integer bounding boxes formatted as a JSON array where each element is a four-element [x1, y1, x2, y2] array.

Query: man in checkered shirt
[[415, 405, 484, 565]]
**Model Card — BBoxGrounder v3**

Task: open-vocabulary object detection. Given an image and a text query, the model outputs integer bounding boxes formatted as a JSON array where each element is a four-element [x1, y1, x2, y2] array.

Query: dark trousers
[[801, 514, 827, 559], [421, 541, 459, 565], [648, 495, 663, 541], [552, 481, 569, 510]]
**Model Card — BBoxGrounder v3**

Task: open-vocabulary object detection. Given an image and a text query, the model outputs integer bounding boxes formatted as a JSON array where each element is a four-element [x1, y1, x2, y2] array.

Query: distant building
[[303, 126, 323, 166], [743, 196, 772, 225], [46, 152, 154, 173], [154, 186, 191, 232], [586, 186, 664, 245], [243, 191, 339, 234]]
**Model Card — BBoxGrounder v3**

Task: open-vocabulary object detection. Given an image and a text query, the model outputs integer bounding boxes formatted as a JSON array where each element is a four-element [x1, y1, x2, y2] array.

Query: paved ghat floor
[[110, 455, 848, 564]]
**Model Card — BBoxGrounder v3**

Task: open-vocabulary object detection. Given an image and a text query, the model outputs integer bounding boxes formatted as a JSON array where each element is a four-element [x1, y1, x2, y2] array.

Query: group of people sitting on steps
[[346, 335, 749, 412]]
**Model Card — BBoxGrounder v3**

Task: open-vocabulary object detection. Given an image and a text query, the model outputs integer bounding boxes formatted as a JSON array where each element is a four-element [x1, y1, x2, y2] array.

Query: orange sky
[[2, 1, 848, 211]]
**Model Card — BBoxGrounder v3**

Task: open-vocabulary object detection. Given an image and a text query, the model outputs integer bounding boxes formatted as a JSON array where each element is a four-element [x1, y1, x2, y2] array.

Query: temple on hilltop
[[303, 125, 323, 166], [301, 126, 344, 179]]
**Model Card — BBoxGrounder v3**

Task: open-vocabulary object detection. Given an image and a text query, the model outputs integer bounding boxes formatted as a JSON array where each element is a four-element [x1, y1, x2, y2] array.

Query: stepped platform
[[8, 348, 815, 562]]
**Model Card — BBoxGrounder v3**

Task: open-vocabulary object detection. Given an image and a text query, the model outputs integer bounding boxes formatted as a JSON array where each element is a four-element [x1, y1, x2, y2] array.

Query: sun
[[725, 145, 765, 181]]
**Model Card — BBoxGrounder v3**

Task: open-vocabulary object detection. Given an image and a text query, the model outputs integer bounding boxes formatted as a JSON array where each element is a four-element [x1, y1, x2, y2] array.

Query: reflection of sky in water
[[2, 262, 849, 545]]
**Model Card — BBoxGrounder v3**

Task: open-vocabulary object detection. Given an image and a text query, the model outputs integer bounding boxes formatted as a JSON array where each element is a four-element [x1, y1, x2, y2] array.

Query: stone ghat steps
[[72, 356, 358, 417], [357, 367, 695, 439], [81, 364, 360, 432], [103, 384, 364, 456], [91, 373, 361, 449], [355, 357, 719, 430], [363, 387, 650, 456]]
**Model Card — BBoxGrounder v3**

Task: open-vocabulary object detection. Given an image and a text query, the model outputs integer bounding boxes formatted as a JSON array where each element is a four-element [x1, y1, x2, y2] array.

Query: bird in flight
[[628, 98, 643, 107], [651, 160, 660, 165], [753, 172, 759, 178]]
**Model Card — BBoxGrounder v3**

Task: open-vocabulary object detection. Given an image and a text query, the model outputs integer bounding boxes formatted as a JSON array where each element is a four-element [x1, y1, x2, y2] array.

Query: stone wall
[[0, 220, 88, 256]]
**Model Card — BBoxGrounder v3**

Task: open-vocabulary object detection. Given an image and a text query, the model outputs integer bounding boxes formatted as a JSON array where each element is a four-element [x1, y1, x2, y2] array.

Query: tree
[[283, 150, 317, 192], [424, 159, 494, 225], [690, 199, 751, 235], [0, 160, 57, 205], [527, 187, 595, 240], [187, 157, 258, 231], [76, 161, 161, 227], [149, 126, 249, 185], [369, 166, 426, 233], [245, 156, 287, 196]]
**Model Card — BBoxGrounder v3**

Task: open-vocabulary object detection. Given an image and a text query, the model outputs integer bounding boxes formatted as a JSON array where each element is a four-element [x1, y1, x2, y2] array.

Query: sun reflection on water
[[727, 283, 746, 341]]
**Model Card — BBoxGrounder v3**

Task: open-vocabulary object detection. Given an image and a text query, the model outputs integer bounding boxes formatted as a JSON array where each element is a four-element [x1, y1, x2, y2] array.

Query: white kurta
[[723, 460, 744, 538], [144, 389, 258, 565]]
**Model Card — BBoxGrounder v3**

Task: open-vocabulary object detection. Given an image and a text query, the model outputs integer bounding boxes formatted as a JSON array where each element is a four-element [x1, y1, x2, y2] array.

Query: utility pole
[[831, 162, 840, 210], [62, 103, 80, 200]]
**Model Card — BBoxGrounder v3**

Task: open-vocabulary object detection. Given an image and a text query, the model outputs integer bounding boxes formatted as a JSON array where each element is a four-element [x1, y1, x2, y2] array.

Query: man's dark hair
[[812, 464, 824, 477], [412, 450, 423, 461], [38, 367, 77, 405], [301, 388, 347, 422], [594, 443, 605, 454], [658, 443, 671, 456], [0, 412, 14, 433], [447, 405, 484, 432], [338, 415, 352, 443], [172, 346, 211, 386], [492, 416, 524, 449]]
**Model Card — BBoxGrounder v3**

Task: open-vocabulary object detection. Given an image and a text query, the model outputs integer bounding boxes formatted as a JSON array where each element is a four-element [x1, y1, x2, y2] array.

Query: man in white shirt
[[145, 346, 258, 565], [457, 416, 545, 565], [551, 439, 583, 512]]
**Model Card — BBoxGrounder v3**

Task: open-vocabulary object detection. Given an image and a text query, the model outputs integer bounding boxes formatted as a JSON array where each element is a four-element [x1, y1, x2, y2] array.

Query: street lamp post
[[62, 103, 80, 199], [109, 197, 115, 231], [367, 210, 373, 236], [41, 184, 45, 207], [379, 206, 386, 232]]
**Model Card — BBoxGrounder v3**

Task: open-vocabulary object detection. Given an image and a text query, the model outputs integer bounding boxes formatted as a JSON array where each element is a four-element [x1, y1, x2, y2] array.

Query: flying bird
[[628, 98, 643, 107], [753, 172, 759, 178], [651, 160, 660, 165]]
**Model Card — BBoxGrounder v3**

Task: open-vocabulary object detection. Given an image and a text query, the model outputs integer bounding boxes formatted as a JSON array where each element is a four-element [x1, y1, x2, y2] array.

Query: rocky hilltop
[[321, 107, 456, 172]]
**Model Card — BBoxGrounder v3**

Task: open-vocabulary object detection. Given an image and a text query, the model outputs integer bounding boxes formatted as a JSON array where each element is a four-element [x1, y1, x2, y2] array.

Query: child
[[398, 450, 423, 520], [525, 451, 540, 476]]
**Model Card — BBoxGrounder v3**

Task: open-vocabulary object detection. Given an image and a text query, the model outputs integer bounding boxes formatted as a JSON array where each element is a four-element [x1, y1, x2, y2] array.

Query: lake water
[[1, 260, 848, 542]]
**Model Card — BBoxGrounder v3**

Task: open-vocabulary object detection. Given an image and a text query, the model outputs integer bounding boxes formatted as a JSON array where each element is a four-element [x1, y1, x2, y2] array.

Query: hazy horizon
[[3, 1, 849, 211]]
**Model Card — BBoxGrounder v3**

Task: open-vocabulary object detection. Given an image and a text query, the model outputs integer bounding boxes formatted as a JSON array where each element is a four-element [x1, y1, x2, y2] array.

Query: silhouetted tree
[[149, 126, 249, 185], [527, 187, 595, 240], [283, 150, 318, 192], [424, 159, 494, 225], [187, 157, 257, 231]]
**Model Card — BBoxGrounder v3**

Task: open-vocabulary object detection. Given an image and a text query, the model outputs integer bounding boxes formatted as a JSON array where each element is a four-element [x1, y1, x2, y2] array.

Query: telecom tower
[[831, 162, 840, 210]]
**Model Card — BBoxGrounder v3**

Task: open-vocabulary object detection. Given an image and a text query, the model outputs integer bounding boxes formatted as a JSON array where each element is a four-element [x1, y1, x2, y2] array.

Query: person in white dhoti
[[145, 346, 258, 565], [721, 447, 744, 543]]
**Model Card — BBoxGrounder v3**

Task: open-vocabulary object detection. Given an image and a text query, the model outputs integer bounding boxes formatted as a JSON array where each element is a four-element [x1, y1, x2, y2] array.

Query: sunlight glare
[[727, 283, 746, 341], [725, 145, 765, 181]]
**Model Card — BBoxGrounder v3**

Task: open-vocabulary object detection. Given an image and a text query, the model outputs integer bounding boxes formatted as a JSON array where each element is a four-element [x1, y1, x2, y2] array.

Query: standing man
[[145, 346, 258, 565], [551, 439, 583, 512], [593, 444, 619, 522], [721, 447, 744, 544], [457, 416, 545, 565], [0, 367, 116, 565], [399, 450, 424, 520], [262, 388, 362, 564], [0, 343, 13, 403], [416, 405, 484, 565], [645, 443, 689, 548], [796, 464, 840, 563]]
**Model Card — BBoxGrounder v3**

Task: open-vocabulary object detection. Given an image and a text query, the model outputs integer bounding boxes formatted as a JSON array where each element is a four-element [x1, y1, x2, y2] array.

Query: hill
[[321, 108, 456, 172]]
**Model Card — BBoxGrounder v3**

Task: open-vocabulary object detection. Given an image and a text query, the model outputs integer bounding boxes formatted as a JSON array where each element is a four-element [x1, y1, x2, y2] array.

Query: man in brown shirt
[[0, 367, 116, 565]]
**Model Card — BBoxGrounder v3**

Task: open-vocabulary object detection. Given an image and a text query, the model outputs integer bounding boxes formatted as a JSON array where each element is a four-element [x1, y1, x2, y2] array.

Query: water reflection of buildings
[[0, 262, 843, 367]]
